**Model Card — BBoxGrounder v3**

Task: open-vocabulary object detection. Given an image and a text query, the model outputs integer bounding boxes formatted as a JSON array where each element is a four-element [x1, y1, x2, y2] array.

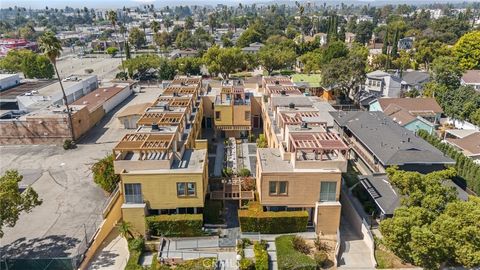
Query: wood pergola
[[266, 85, 302, 95], [137, 111, 185, 126], [162, 86, 198, 97], [288, 132, 349, 161], [113, 133, 175, 153], [279, 111, 328, 128], [171, 77, 202, 86], [154, 96, 193, 108]]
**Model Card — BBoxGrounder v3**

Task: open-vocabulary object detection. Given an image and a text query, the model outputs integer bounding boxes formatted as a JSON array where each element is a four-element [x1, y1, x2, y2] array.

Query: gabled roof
[[377, 97, 443, 114], [330, 111, 454, 166], [446, 132, 480, 156], [401, 71, 430, 85], [461, 70, 480, 84]]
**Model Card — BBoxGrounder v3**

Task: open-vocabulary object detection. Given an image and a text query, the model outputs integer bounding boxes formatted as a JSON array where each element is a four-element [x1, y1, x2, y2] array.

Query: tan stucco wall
[[122, 205, 147, 235], [315, 202, 341, 235], [121, 171, 207, 210], [256, 171, 341, 207]]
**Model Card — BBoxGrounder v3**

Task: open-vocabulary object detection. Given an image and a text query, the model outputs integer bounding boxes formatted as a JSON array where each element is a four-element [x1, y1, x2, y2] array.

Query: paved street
[[0, 87, 160, 260]]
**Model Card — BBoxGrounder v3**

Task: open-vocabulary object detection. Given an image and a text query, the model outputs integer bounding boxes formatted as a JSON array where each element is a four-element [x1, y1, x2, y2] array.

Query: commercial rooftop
[[70, 85, 126, 112], [0, 80, 54, 102], [330, 111, 455, 166]]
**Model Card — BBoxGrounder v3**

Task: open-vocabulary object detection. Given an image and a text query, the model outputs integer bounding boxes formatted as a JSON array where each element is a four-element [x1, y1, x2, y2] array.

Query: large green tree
[[202, 45, 245, 79], [92, 155, 120, 193], [453, 31, 480, 70], [0, 49, 54, 79], [128, 27, 146, 49], [0, 170, 42, 238], [380, 167, 480, 269], [258, 44, 296, 75]]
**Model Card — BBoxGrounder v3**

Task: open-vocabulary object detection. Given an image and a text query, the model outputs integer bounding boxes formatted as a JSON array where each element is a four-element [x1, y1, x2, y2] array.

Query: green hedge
[[276, 235, 316, 270], [146, 214, 203, 237], [418, 129, 480, 194], [254, 241, 269, 270], [126, 237, 145, 270], [238, 202, 308, 234]]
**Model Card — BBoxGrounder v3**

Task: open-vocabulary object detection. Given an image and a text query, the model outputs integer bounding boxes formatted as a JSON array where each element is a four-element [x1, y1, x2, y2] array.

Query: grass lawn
[[203, 199, 224, 224], [375, 245, 413, 269], [276, 235, 316, 270], [291, 74, 322, 87]]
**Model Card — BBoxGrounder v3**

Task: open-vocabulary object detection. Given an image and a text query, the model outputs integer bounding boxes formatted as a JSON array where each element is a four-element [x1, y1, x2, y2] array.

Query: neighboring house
[[445, 131, 480, 163], [356, 70, 402, 107], [169, 49, 198, 59], [330, 110, 457, 219], [0, 74, 20, 91], [241, 42, 264, 54], [460, 70, 480, 92], [400, 71, 430, 92], [291, 74, 334, 100], [345, 32, 356, 44], [398, 37, 414, 50], [369, 97, 442, 134], [330, 111, 454, 174]]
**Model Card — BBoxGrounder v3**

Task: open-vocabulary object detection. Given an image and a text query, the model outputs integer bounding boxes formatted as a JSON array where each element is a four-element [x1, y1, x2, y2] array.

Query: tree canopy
[[0, 170, 42, 238], [202, 45, 245, 79], [453, 31, 480, 70], [128, 27, 146, 49]]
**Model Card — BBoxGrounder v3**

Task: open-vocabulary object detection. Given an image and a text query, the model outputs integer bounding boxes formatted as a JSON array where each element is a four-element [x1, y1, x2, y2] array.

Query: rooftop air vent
[[280, 90, 286, 96], [152, 123, 159, 130], [301, 121, 308, 129], [289, 103, 295, 109]]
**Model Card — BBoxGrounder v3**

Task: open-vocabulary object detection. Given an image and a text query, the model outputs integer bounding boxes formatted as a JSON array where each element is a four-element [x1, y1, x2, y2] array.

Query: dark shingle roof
[[359, 174, 400, 215], [330, 111, 454, 166]]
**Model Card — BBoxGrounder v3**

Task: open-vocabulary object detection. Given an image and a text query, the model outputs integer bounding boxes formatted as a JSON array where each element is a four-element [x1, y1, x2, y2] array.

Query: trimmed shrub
[[128, 237, 144, 252], [63, 139, 76, 150], [292, 236, 310, 254], [254, 241, 269, 270], [238, 168, 251, 177], [92, 154, 120, 193], [146, 214, 203, 237], [314, 251, 328, 267], [126, 237, 145, 270], [276, 235, 316, 270], [239, 258, 255, 270], [239, 202, 308, 234]]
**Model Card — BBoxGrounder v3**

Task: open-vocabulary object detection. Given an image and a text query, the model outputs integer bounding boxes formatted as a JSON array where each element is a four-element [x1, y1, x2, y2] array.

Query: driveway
[[0, 88, 160, 260], [337, 217, 376, 269]]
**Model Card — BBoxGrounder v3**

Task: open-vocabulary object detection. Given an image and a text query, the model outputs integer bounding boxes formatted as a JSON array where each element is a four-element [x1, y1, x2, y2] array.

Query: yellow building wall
[[121, 172, 206, 209], [232, 105, 252, 126], [122, 205, 147, 235], [214, 105, 234, 126], [257, 171, 341, 207], [316, 203, 341, 235], [202, 96, 215, 118]]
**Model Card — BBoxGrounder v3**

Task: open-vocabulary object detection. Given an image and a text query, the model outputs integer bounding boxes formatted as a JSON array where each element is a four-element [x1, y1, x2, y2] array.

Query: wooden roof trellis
[[289, 132, 348, 151], [137, 112, 185, 126], [280, 111, 327, 127], [266, 85, 302, 95], [221, 86, 245, 94], [163, 86, 198, 96], [114, 133, 174, 151], [155, 96, 193, 108], [171, 77, 202, 85]]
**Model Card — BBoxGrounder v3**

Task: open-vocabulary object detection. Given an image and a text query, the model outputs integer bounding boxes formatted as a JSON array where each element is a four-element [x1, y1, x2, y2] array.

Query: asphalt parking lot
[[0, 87, 161, 259]]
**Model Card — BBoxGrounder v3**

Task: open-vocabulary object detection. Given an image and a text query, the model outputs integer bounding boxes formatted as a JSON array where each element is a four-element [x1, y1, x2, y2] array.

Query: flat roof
[[257, 148, 294, 172], [0, 81, 54, 101], [71, 85, 127, 112]]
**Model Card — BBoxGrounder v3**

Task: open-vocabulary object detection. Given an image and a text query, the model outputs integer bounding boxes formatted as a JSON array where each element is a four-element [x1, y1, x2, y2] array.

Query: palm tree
[[38, 31, 75, 140], [107, 10, 124, 71], [118, 220, 134, 239], [140, 21, 148, 36]]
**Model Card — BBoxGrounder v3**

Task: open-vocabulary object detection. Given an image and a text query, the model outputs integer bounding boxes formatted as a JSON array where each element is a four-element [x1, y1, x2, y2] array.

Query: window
[[269, 181, 288, 195], [215, 111, 221, 121], [124, 183, 142, 203], [320, 182, 337, 202], [177, 182, 196, 197], [245, 111, 251, 121]]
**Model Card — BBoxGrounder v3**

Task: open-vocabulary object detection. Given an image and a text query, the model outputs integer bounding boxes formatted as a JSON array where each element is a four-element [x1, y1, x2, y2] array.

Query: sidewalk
[[88, 229, 128, 270], [337, 217, 375, 270]]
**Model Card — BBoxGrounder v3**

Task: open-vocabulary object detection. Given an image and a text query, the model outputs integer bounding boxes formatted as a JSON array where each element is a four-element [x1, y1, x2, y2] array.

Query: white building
[[0, 74, 20, 91]]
